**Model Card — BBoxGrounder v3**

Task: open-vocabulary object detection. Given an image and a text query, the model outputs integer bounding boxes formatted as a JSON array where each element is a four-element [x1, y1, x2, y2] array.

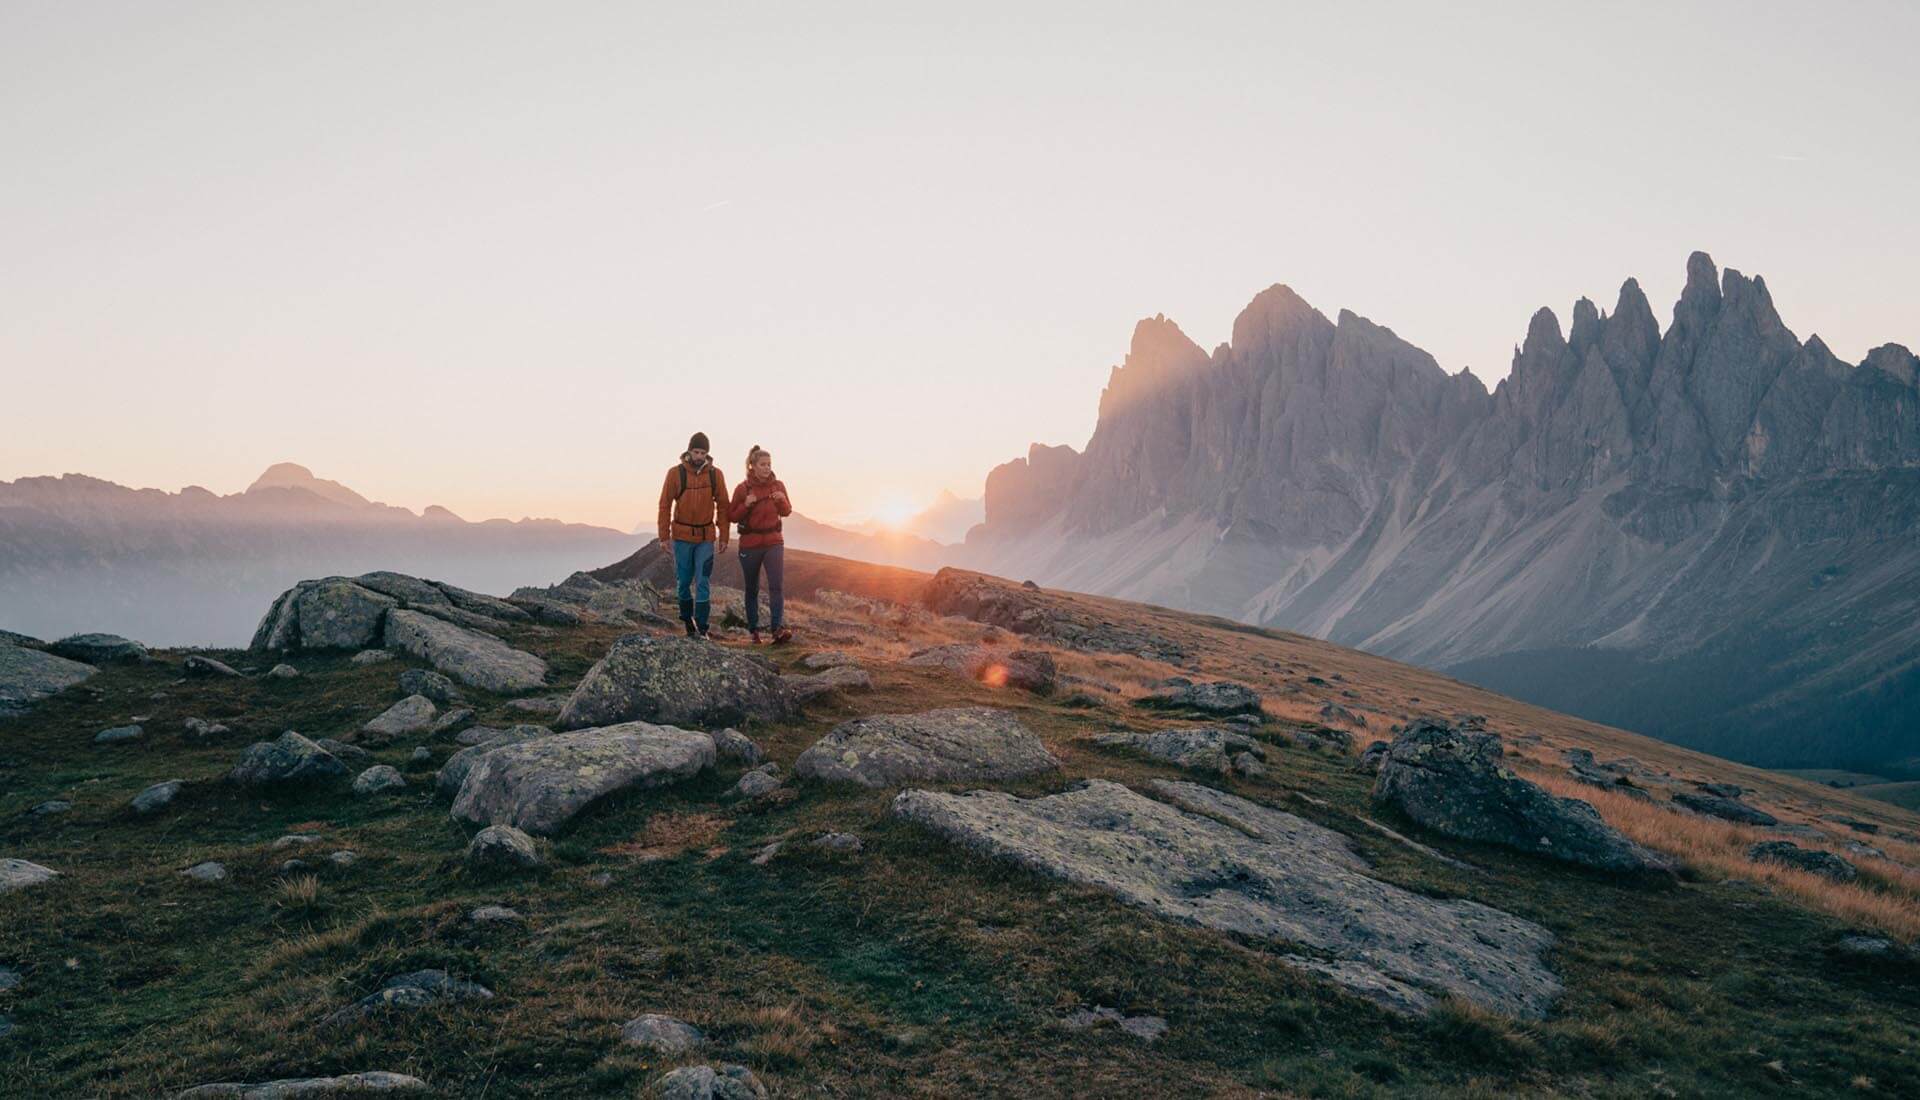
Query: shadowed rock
[[555, 635, 794, 730], [1092, 727, 1264, 775], [450, 722, 715, 834], [183, 655, 243, 678], [903, 643, 1056, 694], [621, 1012, 705, 1053], [398, 668, 459, 704], [1373, 719, 1666, 873], [1749, 840, 1856, 882], [49, 633, 147, 664], [0, 859, 59, 894], [466, 823, 543, 870], [783, 664, 873, 703], [322, 969, 493, 1027], [1136, 679, 1263, 717], [0, 643, 96, 717], [131, 779, 184, 814], [361, 695, 437, 740], [795, 707, 1058, 788], [893, 778, 1561, 1018], [656, 1064, 767, 1100], [1674, 789, 1778, 826], [229, 731, 349, 787], [383, 609, 547, 693], [352, 765, 407, 796]]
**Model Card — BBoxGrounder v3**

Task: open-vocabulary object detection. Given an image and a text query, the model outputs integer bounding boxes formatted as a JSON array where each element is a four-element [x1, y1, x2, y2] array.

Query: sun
[[869, 493, 921, 530]]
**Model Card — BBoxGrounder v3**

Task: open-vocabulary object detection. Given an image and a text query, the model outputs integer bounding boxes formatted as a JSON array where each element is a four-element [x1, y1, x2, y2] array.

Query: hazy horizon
[[5, 1, 1917, 530]]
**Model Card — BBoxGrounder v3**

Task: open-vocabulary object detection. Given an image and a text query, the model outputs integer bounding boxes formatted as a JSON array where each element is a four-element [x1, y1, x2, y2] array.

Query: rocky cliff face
[[961, 253, 1920, 769]]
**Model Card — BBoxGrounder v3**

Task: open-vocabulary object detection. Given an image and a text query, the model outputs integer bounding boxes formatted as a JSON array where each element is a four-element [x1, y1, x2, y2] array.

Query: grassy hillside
[[4, 551, 1919, 1097]]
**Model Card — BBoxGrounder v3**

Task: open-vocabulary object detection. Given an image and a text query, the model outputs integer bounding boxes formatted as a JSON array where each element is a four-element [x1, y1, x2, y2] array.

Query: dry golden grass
[[270, 874, 322, 915], [1526, 769, 1920, 941], [600, 812, 731, 862], [733, 1002, 841, 1066]]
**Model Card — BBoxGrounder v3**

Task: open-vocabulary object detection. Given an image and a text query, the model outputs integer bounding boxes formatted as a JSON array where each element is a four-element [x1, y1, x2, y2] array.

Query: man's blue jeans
[[673, 539, 716, 628]]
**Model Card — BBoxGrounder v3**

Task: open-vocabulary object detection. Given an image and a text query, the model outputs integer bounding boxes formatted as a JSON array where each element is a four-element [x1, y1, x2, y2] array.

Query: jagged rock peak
[[1230, 282, 1328, 351], [1683, 250, 1721, 304], [245, 462, 373, 509]]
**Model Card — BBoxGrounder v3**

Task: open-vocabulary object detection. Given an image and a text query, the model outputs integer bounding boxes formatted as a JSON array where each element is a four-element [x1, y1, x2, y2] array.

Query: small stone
[[711, 728, 763, 766], [750, 842, 783, 865], [1231, 752, 1266, 778], [352, 765, 407, 797], [322, 969, 494, 1027], [0, 1015, 12, 1040], [266, 663, 301, 680], [410, 746, 434, 764], [799, 650, 857, 670], [362, 695, 437, 741], [1749, 840, 1857, 882], [728, 768, 783, 800], [173, 1071, 430, 1097], [94, 724, 144, 745], [182, 655, 244, 678], [398, 668, 459, 704], [504, 695, 565, 716], [28, 800, 71, 817], [181, 861, 228, 884], [351, 649, 395, 666], [466, 824, 543, 871], [0, 859, 59, 894], [229, 731, 349, 787], [656, 1064, 767, 1100], [329, 850, 360, 867], [812, 831, 863, 853], [620, 1012, 705, 1053], [182, 717, 231, 739], [317, 738, 373, 766], [280, 859, 310, 872], [273, 834, 322, 850], [0, 966, 20, 992], [469, 904, 522, 924], [430, 707, 475, 736], [131, 779, 184, 814]]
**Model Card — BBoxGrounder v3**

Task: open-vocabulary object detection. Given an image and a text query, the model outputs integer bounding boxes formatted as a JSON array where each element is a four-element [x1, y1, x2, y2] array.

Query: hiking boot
[[772, 628, 793, 646], [749, 630, 763, 645], [683, 619, 697, 638]]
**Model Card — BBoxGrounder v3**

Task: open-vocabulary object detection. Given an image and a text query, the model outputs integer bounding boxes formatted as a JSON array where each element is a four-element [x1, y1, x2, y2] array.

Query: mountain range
[[957, 253, 1920, 772]]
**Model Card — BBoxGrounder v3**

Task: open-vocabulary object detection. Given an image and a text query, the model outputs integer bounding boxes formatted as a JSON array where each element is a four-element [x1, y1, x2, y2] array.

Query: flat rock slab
[[1674, 790, 1778, 826], [49, 632, 148, 664], [782, 665, 873, 703], [450, 722, 716, 834], [230, 731, 350, 786], [556, 635, 795, 729], [1136, 680, 1264, 717], [0, 859, 59, 894], [1374, 719, 1666, 873], [795, 707, 1059, 789], [362, 695, 437, 739], [0, 643, 96, 716], [384, 609, 547, 693], [175, 1071, 430, 1098], [892, 778, 1561, 1019], [1092, 728, 1264, 775]]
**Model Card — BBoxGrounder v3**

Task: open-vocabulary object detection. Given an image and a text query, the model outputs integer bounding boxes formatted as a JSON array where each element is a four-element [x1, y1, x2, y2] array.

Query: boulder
[[175, 1071, 431, 1098], [903, 644, 1055, 693], [1372, 718, 1665, 873], [431, 707, 475, 735], [1092, 728, 1263, 775], [1673, 790, 1778, 826], [353, 765, 407, 797], [656, 1065, 767, 1100], [794, 707, 1058, 788], [361, 695, 438, 740], [466, 824, 543, 870], [383, 609, 548, 693], [258, 579, 398, 651], [1318, 702, 1367, 728], [266, 664, 300, 680], [398, 668, 459, 704], [229, 731, 349, 787], [131, 779, 184, 814], [799, 650, 858, 670], [316, 738, 373, 766], [620, 1012, 705, 1053], [183, 655, 244, 678], [813, 831, 863, 853], [727, 765, 783, 800], [0, 859, 59, 894], [0, 642, 96, 717], [436, 728, 545, 798], [450, 722, 716, 835], [1749, 840, 1857, 882], [1136, 680, 1263, 717], [894, 778, 1561, 1018], [782, 664, 873, 703], [555, 635, 794, 730], [48, 633, 148, 664]]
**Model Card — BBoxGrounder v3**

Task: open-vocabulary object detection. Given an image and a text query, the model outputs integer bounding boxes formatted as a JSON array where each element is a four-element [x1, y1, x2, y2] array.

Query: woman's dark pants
[[739, 545, 784, 631]]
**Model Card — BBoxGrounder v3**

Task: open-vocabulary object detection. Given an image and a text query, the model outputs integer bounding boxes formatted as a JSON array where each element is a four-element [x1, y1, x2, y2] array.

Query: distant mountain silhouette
[[958, 252, 1920, 772], [0, 466, 634, 646]]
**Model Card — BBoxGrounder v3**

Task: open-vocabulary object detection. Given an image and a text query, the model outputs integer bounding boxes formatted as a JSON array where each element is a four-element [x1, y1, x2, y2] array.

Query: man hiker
[[658, 432, 729, 637]]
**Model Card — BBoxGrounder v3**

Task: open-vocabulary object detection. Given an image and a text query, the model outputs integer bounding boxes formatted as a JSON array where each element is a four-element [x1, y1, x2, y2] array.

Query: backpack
[[674, 463, 721, 534], [736, 480, 783, 538]]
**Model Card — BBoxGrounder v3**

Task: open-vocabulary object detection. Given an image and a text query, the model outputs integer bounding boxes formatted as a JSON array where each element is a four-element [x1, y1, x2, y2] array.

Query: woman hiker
[[728, 444, 792, 644], [657, 431, 729, 638]]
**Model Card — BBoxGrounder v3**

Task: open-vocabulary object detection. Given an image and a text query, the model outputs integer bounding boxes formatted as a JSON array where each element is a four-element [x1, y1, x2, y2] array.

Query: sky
[[3, 1, 1916, 530]]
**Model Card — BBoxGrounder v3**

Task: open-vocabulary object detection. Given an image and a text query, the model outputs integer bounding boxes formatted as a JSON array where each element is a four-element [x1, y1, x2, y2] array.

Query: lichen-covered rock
[[799, 650, 858, 670], [1749, 840, 1857, 882], [174, 1070, 431, 1098], [229, 731, 349, 787], [727, 765, 783, 800], [895, 778, 1561, 1019], [795, 707, 1058, 788], [903, 644, 1055, 694], [0, 642, 96, 717], [1135, 679, 1263, 717], [1092, 728, 1264, 775], [655, 1064, 767, 1100], [361, 695, 437, 740], [384, 609, 547, 693], [451, 722, 715, 834], [556, 635, 794, 730], [1373, 719, 1665, 873], [398, 668, 459, 704], [782, 664, 873, 703], [183, 655, 244, 678], [48, 633, 148, 664], [266, 663, 300, 680], [711, 728, 762, 766], [465, 823, 543, 870], [1674, 789, 1778, 826]]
